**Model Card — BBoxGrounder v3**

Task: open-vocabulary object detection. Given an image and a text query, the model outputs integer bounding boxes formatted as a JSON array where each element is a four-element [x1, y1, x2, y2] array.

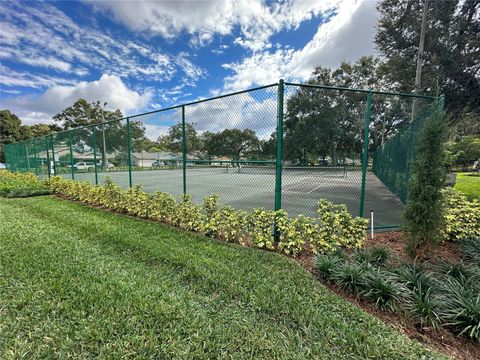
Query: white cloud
[[143, 124, 170, 140], [3, 74, 151, 124], [222, 0, 379, 91], [86, 0, 341, 51], [0, 1, 206, 88]]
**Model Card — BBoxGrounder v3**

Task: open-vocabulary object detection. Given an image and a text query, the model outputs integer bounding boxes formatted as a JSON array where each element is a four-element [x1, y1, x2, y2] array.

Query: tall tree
[[202, 129, 261, 161], [164, 123, 203, 153], [0, 110, 22, 163], [53, 99, 144, 170], [404, 109, 446, 257], [376, 0, 480, 121]]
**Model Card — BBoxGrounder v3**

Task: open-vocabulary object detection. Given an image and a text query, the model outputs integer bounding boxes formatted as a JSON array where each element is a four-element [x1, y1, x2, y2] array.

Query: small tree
[[404, 109, 446, 257]]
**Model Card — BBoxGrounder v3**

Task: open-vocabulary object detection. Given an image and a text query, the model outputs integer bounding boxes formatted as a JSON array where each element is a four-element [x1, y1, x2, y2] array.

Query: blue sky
[[0, 0, 378, 139]]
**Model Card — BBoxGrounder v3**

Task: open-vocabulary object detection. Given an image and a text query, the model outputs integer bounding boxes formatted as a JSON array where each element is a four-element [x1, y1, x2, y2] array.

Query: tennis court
[[59, 166, 404, 227]]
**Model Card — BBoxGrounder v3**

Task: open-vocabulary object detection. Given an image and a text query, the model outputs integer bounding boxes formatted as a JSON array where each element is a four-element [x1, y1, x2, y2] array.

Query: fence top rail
[[6, 80, 440, 147], [284, 82, 438, 100]]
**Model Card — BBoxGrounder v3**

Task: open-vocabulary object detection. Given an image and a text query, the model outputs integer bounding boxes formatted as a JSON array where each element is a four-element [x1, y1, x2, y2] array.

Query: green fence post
[[50, 135, 57, 176], [92, 127, 98, 185], [45, 137, 51, 179], [33, 140, 39, 175], [126, 117, 133, 187], [68, 130, 75, 180], [181, 105, 187, 195], [439, 94, 445, 112], [275, 79, 285, 211], [274, 79, 285, 241], [359, 91, 373, 217]]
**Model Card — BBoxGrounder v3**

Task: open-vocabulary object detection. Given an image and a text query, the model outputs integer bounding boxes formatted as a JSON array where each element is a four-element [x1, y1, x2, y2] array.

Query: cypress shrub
[[404, 109, 446, 257]]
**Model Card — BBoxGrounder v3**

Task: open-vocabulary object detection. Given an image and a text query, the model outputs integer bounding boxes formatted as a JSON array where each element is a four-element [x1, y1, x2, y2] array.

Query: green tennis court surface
[[56, 167, 404, 228]]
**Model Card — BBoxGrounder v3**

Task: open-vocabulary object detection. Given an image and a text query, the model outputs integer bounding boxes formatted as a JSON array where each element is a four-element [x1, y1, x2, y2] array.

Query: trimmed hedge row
[[0, 170, 50, 197], [44, 176, 368, 256], [441, 188, 480, 241]]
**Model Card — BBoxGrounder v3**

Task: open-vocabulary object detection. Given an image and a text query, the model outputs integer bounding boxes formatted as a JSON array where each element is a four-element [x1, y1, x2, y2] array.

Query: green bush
[[277, 211, 308, 256], [0, 170, 49, 197], [354, 246, 390, 267], [44, 177, 368, 258], [315, 253, 342, 281], [404, 110, 446, 257], [174, 194, 203, 232], [441, 188, 480, 241], [121, 185, 150, 217], [333, 262, 371, 294], [436, 277, 480, 342], [405, 283, 440, 330], [204, 205, 248, 244], [148, 191, 177, 224], [460, 237, 480, 266], [313, 199, 367, 253], [249, 209, 276, 250], [362, 270, 404, 312]]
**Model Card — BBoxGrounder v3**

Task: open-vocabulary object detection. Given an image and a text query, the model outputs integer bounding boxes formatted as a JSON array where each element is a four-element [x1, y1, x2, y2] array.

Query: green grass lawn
[[0, 196, 444, 359], [455, 172, 480, 200]]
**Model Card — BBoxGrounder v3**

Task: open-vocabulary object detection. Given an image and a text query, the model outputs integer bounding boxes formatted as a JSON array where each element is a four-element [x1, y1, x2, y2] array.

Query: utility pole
[[412, 0, 429, 121]]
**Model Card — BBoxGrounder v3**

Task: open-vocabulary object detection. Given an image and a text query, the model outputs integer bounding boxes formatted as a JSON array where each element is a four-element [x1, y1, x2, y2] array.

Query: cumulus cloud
[[86, 0, 341, 51], [0, 1, 206, 88], [222, 0, 379, 91], [4, 74, 151, 124]]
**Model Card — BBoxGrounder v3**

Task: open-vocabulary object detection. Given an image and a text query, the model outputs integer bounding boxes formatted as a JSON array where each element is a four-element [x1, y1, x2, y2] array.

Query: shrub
[[174, 194, 203, 232], [202, 194, 219, 221], [0, 170, 48, 197], [404, 110, 446, 257], [368, 246, 390, 266], [392, 261, 432, 292], [441, 188, 480, 241], [249, 209, 275, 250], [314, 199, 367, 253], [315, 253, 342, 281], [98, 177, 124, 210], [437, 277, 480, 342], [121, 185, 150, 217], [148, 191, 177, 224], [435, 261, 480, 289], [405, 283, 440, 330], [204, 205, 248, 244], [362, 270, 404, 311], [333, 262, 371, 294], [276, 211, 307, 256], [460, 237, 480, 266]]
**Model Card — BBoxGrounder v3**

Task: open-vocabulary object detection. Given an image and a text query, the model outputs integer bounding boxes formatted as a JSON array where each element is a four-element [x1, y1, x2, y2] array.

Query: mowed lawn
[[0, 197, 444, 359], [454, 172, 480, 200]]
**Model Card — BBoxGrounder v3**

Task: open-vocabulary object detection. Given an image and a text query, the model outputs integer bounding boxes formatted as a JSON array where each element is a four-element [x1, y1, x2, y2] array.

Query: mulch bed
[[294, 231, 479, 360]]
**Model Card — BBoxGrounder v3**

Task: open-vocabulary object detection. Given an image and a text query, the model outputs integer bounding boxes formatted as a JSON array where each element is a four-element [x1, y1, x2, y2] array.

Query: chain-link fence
[[4, 80, 441, 228]]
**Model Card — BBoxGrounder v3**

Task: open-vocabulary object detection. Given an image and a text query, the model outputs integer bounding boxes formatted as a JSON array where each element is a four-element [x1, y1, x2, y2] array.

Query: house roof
[[131, 151, 180, 161]]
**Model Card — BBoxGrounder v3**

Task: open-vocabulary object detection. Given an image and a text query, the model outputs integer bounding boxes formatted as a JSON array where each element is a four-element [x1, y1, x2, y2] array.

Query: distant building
[[131, 151, 180, 167]]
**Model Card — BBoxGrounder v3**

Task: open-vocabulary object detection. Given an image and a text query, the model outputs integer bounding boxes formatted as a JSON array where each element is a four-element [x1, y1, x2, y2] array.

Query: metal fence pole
[[126, 117, 133, 187], [68, 130, 75, 180], [181, 105, 187, 195], [24, 142, 30, 171], [359, 91, 373, 217], [273, 79, 285, 241], [33, 140, 39, 175], [50, 135, 56, 176], [275, 79, 285, 211], [92, 127, 98, 185], [45, 137, 51, 179], [439, 94, 445, 112]]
